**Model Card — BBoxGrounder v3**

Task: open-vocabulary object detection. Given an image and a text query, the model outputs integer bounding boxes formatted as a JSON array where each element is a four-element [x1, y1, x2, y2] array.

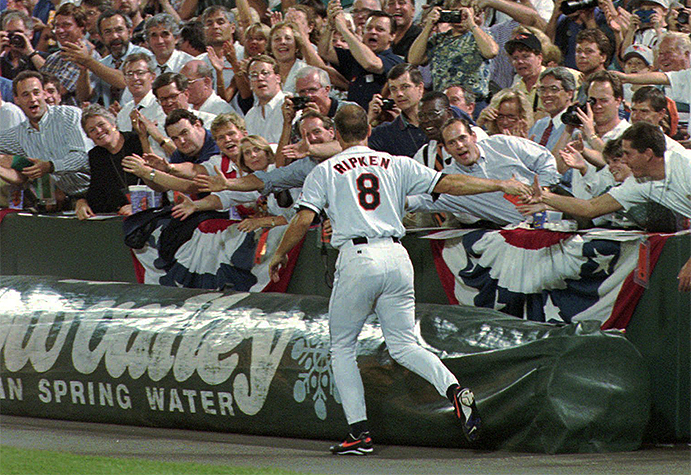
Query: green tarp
[[0, 276, 650, 453]]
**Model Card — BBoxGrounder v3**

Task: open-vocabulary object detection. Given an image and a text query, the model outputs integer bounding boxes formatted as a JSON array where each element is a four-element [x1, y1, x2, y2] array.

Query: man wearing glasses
[[529, 67, 577, 153], [244, 55, 286, 143]]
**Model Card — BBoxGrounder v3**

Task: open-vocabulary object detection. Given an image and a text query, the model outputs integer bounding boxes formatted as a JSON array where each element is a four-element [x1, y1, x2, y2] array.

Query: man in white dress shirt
[[180, 60, 234, 115], [144, 14, 195, 75], [244, 55, 286, 143]]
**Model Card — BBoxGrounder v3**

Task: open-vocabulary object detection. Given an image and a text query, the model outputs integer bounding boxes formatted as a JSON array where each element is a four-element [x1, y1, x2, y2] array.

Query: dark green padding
[[0, 276, 650, 453]]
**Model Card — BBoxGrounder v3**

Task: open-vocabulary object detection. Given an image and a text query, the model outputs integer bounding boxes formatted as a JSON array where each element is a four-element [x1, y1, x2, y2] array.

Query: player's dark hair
[[334, 104, 369, 142], [631, 86, 667, 112], [387, 63, 423, 85], [165, 108, 202, 132], [621, 122, 666, 157]]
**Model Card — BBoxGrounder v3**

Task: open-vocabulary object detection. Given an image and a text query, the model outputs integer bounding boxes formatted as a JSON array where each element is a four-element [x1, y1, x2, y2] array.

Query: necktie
[[539, 120, 553, 147]]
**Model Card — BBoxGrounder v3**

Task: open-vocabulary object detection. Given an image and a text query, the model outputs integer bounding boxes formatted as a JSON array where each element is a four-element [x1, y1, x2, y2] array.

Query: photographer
[[0, 11, 46, 80], [621, 0, 669, 53], [408, 0, 498, 103]]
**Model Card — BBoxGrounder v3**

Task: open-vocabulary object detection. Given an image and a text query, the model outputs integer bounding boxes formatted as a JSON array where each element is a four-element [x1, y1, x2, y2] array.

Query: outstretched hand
[[194, 165, 229, 192], [268, 252, 288, 283]]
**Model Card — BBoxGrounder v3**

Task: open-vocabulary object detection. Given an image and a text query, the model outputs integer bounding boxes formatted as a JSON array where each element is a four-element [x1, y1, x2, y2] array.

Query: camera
[[561, 100, 594, 127], [560, 0, 598, 15], [8, 33, 26, 49], [380, 98, 395, 111], [677, 11, 689, 24], [290, 96, 310, 111], [438, 10, 464, 23], [635, 9, 654, 24]]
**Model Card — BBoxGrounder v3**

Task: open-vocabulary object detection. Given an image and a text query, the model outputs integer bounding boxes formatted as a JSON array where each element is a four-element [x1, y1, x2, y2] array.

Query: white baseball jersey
[[297, 145, 443, 248]]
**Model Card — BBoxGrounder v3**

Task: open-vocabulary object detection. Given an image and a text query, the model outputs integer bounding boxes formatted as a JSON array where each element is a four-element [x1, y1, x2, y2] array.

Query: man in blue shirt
[[165, 109, 219, 167], [368, 63, 426, 157], [318, 4, 402, 108]]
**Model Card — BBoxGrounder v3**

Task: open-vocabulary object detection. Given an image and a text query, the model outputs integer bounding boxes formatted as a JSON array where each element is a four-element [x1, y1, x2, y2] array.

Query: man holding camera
[[367, 63, 427, 157], [0, 11, 46, 81]]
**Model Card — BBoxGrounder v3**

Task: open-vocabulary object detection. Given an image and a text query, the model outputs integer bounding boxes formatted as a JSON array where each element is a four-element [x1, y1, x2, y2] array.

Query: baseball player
[[269, 104, 531, 455]]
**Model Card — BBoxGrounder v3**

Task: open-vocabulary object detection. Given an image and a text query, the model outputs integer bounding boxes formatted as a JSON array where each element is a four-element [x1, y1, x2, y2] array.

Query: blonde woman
[[477, 88, 534, 137]]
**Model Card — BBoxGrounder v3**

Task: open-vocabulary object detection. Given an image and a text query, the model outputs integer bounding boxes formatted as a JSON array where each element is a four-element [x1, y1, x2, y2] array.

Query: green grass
[[0, 445, 315, 475]]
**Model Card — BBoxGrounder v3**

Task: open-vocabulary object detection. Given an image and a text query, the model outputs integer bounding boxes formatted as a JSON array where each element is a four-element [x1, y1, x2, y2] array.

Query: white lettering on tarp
[[144, 387, 237, 416], [234, 324, 294, 416], [3, 309, 75, 373], [36, 378, 132, 409], [0, 377, 23, 400], [1, 290, 304, 417]]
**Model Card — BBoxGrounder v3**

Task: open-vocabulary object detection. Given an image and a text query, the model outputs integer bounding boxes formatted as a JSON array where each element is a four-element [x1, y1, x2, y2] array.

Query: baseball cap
[[505, 32, 542, 56], [622, 44, 654, 66], [629, 0, 670, 9]]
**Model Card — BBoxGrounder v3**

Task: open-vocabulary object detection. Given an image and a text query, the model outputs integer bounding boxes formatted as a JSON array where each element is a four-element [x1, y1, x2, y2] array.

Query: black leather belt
[[351, 236, 400, 245]]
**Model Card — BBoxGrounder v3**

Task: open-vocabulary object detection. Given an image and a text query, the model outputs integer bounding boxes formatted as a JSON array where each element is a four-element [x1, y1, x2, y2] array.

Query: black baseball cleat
[[452, 387, 481, 442], [329, 432, 374, 455]]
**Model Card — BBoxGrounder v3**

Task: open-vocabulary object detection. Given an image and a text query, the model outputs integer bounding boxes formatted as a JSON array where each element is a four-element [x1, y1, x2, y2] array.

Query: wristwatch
[[149, 169, 156, 181]]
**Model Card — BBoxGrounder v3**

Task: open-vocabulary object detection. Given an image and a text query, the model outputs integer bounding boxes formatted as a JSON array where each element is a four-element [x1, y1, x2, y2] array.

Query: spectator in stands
[[413, 91, 458, 170], [384, 0, 420, 58], [68, 9, 154, 107], [116, 53, 169, 157], [351, 0, 382, 37], [529, 67, 577, 152], [528, 121, 691, 291], [405, 117, 559, 226], [294, 65, 352, 118], [444, 84, 476, 118], [195, 111, 337, 198], [0, 71, 90, 199], [267, 21, 308, 94], [505, 31, 543, 113], [244, 55, 286, 143], [144, 14, 194, 75], [621, 0, 669, 52], [75, 104, 149, 220], [165, 108, 220, 167], [151, 72, 217, 145], [1, 11, 45, 80], [319, 4, 403, 108], [546, 0, 613, 71], [553, 71, 629, 179], [630, 86, 686, 152], [573, 29, 612, 101], [81, 0, 110, 55], [40, 3, 97, 106], [197, 6, 240, 93], [621, 44, 655, 106], [477, 88, 533, 137], [42, 73, 63, 106], [408, 0, 498, 104], [180, 60, 234, 115], [368, 63, 426, 157], [179, 20, 206, 57]]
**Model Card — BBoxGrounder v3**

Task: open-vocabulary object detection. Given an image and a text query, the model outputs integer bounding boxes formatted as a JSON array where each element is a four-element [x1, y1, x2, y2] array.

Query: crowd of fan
[[0, 0, 690, 289]]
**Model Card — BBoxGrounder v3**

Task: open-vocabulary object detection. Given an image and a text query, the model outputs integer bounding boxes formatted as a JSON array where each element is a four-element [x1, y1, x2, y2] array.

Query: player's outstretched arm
[[269, 208, 317, 282], [435, 173, 532, 197]]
